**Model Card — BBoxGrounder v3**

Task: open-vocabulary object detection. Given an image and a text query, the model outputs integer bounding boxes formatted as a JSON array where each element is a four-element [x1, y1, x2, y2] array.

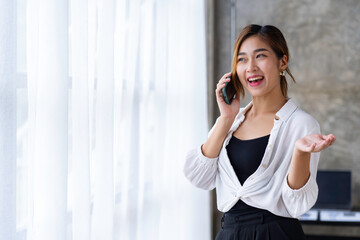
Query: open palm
[[295, 134, 336, 153]]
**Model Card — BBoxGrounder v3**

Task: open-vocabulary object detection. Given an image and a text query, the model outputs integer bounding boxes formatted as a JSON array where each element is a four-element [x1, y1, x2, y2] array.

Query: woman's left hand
[[295, 134, 336, 153]]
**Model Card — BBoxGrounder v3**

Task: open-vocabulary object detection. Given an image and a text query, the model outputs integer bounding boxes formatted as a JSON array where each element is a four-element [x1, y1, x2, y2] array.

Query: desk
[[300, 210, 360, 239]]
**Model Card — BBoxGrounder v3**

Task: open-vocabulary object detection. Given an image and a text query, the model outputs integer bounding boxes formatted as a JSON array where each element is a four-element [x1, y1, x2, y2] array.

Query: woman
[[183, 24, 336, 239]]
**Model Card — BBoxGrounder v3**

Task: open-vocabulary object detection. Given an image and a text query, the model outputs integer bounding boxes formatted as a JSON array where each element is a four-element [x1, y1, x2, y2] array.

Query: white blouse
[[183, 99, 321, 218]]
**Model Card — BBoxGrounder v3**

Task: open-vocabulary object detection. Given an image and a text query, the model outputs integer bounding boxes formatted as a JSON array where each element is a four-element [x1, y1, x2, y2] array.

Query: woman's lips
[[247, 76, 264, 87]]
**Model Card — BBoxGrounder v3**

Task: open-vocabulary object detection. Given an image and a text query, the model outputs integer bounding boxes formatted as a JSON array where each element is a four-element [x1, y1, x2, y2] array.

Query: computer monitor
[[313, 170, 352, 210]]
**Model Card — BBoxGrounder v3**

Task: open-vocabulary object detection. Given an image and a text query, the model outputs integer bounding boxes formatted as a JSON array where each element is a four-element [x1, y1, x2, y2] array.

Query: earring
[[280, 71, 286, 76]]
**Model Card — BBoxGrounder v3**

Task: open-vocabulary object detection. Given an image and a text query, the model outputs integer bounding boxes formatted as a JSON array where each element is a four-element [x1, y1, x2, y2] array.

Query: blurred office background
[[206, 0, 360, 238], [1, 0, 359, 239]]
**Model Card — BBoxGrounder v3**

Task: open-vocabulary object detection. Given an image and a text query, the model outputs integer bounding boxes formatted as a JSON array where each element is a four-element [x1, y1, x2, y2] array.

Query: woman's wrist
[[293, 145, 311, 158], [218, 115, 236, 126]]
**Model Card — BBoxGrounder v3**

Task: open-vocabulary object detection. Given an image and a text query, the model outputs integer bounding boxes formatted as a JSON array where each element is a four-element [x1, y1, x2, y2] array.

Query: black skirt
[[215, 207, 306, 240]]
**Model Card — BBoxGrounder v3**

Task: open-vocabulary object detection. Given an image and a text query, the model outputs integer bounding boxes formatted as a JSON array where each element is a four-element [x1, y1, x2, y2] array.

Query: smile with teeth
[[247, 76, 264, 87], [248, 76, 264, 83]]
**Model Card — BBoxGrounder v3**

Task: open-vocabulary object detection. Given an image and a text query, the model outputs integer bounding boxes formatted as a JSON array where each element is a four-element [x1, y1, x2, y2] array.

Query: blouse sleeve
[[183, 118, 220, 190], [281, 119, 321, 218], [183, 146, 218, 190]]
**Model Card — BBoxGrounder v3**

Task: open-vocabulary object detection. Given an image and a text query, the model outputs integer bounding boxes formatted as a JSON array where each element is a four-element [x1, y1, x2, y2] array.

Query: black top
[[226, 134, 270, 185], [226, 134, 270, 214]]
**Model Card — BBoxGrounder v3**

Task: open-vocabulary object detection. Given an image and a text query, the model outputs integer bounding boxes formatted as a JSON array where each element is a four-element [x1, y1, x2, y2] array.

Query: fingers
[[316, 139, 331, 152], [314, 134, 336, 152], [216, 72, 231, 87], [216, 78, 230, 90], [322, 134, 336, 147], [326, 134, 336, 146], [222, 72, 232, 79], [215, 72, 232, 97], [308, 143, 317, 152], [318, 134, 336, 145], [302, 133, 336, 153]]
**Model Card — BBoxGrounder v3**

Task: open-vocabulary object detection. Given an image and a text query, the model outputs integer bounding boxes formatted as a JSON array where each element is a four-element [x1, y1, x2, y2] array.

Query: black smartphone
[[222, 76, 236, 104]]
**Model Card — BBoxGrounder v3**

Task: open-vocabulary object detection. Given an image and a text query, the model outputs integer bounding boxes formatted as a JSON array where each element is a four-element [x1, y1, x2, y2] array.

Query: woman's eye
[[238, 58, 246, 62], [256, 54, 266, 58]]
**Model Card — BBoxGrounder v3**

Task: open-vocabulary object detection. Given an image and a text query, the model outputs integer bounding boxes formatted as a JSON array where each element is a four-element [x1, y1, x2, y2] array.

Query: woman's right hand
[[201, 72, 241, 158], [201, 73, 240, 158], [216, 72, 241, 120]]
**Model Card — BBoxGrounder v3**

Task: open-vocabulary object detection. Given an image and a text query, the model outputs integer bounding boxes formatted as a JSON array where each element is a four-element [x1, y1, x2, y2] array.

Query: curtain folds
[[0, 1, 16, 239], [31, 0, 69, 239], [91, 0, 115, 239], [70, 0, 91, 239], [1, 0, 210, 239]]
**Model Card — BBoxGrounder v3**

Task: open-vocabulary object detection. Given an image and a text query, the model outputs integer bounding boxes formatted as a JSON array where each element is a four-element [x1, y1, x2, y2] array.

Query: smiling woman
[[231, 25, 295, 100], [184, 24, 336, 240]]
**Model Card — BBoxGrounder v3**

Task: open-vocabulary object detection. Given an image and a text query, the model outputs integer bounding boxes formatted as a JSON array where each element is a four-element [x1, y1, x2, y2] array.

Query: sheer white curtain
[[0, 0, 210, 239], [0, 1, 16, 239]]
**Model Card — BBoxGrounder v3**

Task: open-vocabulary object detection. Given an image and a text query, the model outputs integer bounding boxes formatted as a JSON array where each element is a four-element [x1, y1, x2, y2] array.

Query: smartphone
[[222, 76, 236, 104]]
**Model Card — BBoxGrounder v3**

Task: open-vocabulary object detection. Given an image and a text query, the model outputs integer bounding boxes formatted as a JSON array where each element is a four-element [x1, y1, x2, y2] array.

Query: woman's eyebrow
[[238, 48, 270, 56], [254, 48, 269, 53]]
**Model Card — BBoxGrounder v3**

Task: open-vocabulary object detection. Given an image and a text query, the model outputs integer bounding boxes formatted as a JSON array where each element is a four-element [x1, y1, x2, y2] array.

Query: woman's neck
[[250, 94, 287, 116]]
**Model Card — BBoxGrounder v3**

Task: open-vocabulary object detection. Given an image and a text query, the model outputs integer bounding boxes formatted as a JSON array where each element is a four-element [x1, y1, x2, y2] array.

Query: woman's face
[[236, 35, 287, 98]]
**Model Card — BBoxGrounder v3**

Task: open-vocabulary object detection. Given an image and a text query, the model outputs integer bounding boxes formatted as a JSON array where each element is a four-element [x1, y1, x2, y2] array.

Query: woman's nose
[[246, 58, 257, 72]]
